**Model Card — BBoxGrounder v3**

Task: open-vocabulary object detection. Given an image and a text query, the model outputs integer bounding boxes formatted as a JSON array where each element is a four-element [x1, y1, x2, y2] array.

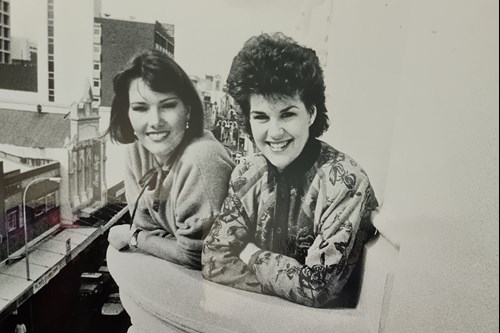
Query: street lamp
[[23, 177, 61, 281]]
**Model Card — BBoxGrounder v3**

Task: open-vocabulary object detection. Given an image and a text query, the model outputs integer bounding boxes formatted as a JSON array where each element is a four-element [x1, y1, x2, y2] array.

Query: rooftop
[[0, 109, 70, 148]]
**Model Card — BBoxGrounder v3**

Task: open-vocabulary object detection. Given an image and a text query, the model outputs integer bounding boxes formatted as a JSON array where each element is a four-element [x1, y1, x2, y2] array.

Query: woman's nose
[[148, 108, 163, 127], [267, 120, 284, 138]]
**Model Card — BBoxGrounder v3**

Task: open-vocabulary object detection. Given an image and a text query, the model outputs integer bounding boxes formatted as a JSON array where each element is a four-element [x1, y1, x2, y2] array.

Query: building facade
[[0, 161, 61, 263], [93, 17, 175, 106], [0, 0, 10, 64], [0, 88, 107, 226]]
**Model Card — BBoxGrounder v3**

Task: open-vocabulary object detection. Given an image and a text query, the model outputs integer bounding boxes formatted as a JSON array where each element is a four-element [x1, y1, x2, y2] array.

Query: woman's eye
[[160, 103, 177, 109], [252, 115, 268, 121], [282, 112, 295, 119], [131, 106, 148, 112]]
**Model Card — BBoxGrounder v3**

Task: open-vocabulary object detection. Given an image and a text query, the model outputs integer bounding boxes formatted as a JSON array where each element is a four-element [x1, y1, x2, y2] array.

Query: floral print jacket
[[202, 139, 378, 307]]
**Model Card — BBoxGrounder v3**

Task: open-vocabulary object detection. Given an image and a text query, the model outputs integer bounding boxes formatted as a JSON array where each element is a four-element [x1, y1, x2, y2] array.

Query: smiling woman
[[202, 33, 379, 308], [105, 49, 234, 269]]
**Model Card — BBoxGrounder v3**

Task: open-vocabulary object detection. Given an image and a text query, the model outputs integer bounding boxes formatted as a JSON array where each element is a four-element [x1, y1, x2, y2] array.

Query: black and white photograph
[[0, 0, 498, 332]]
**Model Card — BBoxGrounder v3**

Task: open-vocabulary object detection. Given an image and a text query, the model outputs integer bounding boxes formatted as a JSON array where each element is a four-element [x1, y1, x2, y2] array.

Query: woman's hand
[[108, 224, 132, 251]]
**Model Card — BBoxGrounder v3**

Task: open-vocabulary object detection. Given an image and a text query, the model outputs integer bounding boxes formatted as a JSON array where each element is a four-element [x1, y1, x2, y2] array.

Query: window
[[48, 61, 54, 72], [6, 210, 18, 232], [33, 198, 46, 217], [46, 192, 56, 211], [93, 80, 100, 87], [93, 63, 100, 70]]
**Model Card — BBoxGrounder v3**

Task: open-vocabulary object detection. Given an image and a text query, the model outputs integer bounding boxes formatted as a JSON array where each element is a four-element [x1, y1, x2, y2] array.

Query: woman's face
[[128, 78, 190, 164], [249, 94, 316, 172]]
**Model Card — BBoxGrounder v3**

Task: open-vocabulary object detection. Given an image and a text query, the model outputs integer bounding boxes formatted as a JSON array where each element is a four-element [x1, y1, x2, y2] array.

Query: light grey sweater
[[124, 130, 234, 269]]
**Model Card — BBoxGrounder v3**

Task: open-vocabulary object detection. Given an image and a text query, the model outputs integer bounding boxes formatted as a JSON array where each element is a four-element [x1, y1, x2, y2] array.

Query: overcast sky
[[10, 0, 322, 81], [100, 0, 318, 80]]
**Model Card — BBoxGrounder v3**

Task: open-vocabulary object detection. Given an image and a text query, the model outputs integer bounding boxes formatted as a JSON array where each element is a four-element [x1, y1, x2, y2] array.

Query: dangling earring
[[185, 121, 190, 130]]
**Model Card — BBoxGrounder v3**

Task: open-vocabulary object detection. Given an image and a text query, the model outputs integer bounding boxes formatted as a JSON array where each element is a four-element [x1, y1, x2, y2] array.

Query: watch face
[[130, 229, 140, 248]]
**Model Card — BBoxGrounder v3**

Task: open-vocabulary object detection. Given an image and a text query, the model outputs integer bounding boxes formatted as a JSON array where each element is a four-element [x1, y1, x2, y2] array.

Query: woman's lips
[[266, 139, 292, 151], [147, 131, 170, 142]]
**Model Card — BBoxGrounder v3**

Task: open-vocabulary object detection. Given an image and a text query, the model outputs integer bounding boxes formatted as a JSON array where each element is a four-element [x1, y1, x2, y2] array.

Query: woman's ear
[[309, 106, 317, 126]]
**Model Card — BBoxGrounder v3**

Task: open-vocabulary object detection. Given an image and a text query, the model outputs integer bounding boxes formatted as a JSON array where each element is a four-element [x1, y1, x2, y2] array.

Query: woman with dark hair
[[202, 33, 378, 307], [107, 49, 234, 269]]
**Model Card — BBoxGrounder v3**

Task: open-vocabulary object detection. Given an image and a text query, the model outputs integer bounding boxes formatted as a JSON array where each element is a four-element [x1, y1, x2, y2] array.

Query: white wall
[[323, 0, 498, 332]]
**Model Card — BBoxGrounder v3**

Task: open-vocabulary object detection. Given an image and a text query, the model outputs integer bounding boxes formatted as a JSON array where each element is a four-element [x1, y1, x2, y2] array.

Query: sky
[[99, 0, 321, 80], [9, 0, 329, 81]]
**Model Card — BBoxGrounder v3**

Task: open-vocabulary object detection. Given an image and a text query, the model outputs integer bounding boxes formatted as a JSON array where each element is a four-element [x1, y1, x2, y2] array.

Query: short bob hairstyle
[[107, 49, 204, 144], [226, 33, 330, 139]]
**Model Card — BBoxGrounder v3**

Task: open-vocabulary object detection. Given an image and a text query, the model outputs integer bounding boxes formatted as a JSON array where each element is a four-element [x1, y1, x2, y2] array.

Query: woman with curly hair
[[202, 33, 378, 307]]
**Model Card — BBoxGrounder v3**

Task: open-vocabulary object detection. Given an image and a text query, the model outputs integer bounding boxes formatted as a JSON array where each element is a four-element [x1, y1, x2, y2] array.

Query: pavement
[[0, 205, 128, 322]]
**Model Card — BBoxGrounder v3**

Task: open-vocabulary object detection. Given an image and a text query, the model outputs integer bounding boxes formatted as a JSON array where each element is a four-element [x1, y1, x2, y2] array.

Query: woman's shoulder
[[183, 131, 230, 159], [316, 140, 371, 185], [125, 141, 153, 173]]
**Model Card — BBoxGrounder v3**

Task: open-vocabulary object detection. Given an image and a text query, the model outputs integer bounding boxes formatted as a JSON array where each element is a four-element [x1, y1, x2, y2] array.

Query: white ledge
[[107, 237, 395, 333]]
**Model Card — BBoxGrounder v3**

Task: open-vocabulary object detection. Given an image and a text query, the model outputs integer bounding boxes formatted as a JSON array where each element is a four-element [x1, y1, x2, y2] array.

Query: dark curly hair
[[107, 49, 204, 144], [226, 33, 330, 139]]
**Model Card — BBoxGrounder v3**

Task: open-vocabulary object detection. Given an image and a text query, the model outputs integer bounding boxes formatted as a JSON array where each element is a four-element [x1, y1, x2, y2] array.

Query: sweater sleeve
[[172, 141, 234, 269], [250, 167, 378, 307], [124, 144, 159, 233], [201, 181, 262, 293]]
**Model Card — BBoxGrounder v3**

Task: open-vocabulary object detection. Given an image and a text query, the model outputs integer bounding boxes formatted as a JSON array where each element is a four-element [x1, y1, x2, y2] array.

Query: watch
[[130, 228, 142, 249]]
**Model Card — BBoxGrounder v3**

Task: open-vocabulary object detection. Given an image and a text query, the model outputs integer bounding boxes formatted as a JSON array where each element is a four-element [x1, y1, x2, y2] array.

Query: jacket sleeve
[[250, 170, 378, 307], [202, 182, 262, 293]]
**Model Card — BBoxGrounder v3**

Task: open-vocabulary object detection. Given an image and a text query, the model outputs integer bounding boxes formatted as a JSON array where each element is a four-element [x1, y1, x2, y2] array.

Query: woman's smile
[[146, 131, 170, 142], [266, 139, 293, 152]]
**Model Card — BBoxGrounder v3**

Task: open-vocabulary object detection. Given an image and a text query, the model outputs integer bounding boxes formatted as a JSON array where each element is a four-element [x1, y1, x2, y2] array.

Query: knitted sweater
[[202, 138, 378, 307], [125, 130, 234, 269]]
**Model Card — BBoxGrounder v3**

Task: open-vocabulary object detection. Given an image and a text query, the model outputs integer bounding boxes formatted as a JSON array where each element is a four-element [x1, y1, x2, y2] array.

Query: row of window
[[0, 50, 9, 63], [93, 23, 102, 103], [1, 13, 8, 25], [48, 0, 55, 101], [5, 192, 59, 233]]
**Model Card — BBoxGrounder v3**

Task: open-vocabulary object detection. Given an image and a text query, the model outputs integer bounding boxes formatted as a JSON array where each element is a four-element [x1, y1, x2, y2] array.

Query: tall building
[[0, 0, 94, 106], [0, 0, 10, 64], [93, 17, 175, 107]]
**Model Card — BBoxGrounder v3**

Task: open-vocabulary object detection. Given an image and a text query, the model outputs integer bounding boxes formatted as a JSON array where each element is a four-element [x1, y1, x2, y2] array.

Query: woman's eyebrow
[[251, 106, 297, 114], [158, 97, 178, 103], [279, 105, 298, 113]]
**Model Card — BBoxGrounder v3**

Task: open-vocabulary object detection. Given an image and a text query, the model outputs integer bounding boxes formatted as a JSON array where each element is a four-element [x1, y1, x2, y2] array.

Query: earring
[[185, 121, 190, 130]]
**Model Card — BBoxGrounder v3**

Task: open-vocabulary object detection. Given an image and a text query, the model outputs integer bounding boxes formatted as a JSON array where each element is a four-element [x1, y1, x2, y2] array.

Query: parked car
[[101, 293, 125, 316], [79, 272, 109, 299]]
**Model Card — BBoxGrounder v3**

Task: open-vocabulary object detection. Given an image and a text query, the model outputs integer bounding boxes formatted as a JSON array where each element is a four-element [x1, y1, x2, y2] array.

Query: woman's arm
[[202, 188, 262, 293], [245, 176, 378, 307]]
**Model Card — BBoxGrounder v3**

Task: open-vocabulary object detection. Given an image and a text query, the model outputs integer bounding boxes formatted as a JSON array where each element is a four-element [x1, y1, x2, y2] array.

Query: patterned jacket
[[202, 138, 378, 307]]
